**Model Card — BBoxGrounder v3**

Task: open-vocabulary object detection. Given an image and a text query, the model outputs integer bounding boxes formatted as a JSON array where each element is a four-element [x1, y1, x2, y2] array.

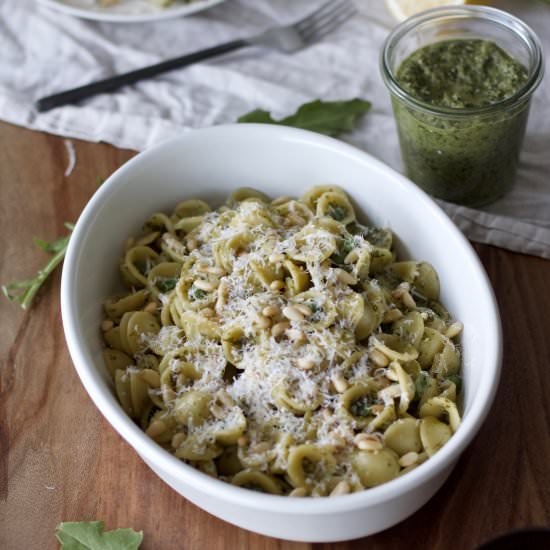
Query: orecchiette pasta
[[101, 185, 464, 496]]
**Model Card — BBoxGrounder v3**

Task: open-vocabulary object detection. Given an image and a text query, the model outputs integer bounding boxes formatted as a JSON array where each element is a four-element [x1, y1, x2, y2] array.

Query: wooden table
[[1, 121, 549, 550]]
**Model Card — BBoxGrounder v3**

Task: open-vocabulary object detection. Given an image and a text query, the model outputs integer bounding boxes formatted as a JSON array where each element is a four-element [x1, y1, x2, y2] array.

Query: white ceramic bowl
[[61, 124, 502, 542]]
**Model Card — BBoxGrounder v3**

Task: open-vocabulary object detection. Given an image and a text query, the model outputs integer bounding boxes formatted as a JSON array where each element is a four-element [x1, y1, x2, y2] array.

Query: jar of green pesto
[[381, 6, 543, 207]]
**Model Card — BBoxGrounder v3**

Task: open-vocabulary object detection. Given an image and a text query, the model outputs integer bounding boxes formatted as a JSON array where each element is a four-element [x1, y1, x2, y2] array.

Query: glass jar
[[381, 6, 544, 207]]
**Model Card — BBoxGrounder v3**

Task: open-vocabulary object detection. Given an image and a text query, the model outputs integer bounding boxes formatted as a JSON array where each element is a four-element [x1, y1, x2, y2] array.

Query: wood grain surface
[[1, 121, 549, 550]]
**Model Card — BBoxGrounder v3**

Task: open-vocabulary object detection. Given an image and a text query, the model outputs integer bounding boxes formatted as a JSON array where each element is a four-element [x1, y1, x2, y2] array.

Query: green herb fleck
[[415, 373, 430, 400], [55, 521, 143, 550], [190, 287, 207, 301], [2, 222, 74, 310], [134, 261, 148, 276], [330, 236, 355, 265], [156, 277, 177, 293], [350, 396, 373, 418], [327, 204, 346, 221], [238, 98, 372, 137]]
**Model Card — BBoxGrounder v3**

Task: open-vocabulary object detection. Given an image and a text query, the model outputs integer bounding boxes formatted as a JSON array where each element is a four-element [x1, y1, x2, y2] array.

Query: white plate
[[35, 0, 226, 23]]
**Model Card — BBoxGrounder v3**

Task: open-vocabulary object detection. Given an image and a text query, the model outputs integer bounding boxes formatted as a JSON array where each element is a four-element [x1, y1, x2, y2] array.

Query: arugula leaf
[[349, 396, 373, 418], [2, 223, 75, 310], [56, 521, 143, 550], [330, 236, 356, 265], [238, 98, 372, 137], [156, 277, 177, 293], [189, 286, 207, 301]]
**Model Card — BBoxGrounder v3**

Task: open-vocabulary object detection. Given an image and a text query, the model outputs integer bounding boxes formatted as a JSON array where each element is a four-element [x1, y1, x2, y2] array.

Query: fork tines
[[296, 0, 357, 43]]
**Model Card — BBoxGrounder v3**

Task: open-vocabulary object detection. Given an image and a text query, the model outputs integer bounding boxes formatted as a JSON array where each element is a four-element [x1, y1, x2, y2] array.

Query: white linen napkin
[[1, 0, 549, 258]]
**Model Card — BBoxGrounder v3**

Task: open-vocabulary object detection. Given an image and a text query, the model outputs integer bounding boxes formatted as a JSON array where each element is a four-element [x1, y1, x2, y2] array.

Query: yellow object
[[385, 0, 474, 22]]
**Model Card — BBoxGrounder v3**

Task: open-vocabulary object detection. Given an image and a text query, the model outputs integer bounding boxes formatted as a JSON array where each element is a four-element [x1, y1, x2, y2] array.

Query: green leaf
[[237, 109, 275, 124], [330, 236, 356, 265], [55, 521, 143, 550], [238, 98, 372, 137], [156, 277, 177, 293], [349, 396, 373, 418], [191, 287, 207, 301], [34, 235, 71, 254], [2, 223, 74, 310]]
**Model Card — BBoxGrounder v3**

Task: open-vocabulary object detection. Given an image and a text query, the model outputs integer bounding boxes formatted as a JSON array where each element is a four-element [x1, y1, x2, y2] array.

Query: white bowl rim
[[35, 0, 226, 23], [61, 123, 502, 514]]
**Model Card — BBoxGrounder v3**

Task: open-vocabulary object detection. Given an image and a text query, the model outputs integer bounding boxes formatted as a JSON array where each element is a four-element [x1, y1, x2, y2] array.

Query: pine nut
[[101, 319, 114, 332], [171, 432, 187, 449], [144, 301, 157, 313], [383, 308, 403, 323], [207, 266, 225, 276], [194, 279, 217, 292], [399, 451, 419, 468], [329, 434, 346, 448], [297, 357, 316, 370], [344, 249, 359, 264], [163, 233, 186, 253], [370, 404, 384, 414], [216, 390, 235, 408], [392, 284, 416, 309], [146, 420, 166, 438], [330, 481, 350, 497], [282, 305, 305, 322], [335, 268, 357, 285], [262, 305, 280, 318], [369, 349, 389, 367], [211, 404, 225, 420], [140, 369, 160, 388], [289, 487, 308, 497], [237, 435, 248, 448], [378, 384, 401, 402], [402, 290, 416, 309], [285, 329, 306, 343], [272, 195, 292, 206], [216, 280, 228, 315], [269, 252, 285, 264], [354, 433, 383, 452], [294, 303, 312, 317], [252, 442, 271, 454], [270, 280, 285, 291], [201, 307, 215, 318], [331, 372, 349, 393], [272, 321, 290, 338], [257, 315, 272, 329], [392, 282, 411, 296], [187, 238, 198, 251], [285, 213, 306, 226], [446, 321, 463, 339]]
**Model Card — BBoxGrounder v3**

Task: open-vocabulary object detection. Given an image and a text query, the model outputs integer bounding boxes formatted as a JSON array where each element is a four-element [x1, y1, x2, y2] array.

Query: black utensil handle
[[36, 38, 248, 113]]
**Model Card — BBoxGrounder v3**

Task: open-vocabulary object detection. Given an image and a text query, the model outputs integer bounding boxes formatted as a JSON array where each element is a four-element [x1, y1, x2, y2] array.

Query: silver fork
[[36, 0, 357, 112]]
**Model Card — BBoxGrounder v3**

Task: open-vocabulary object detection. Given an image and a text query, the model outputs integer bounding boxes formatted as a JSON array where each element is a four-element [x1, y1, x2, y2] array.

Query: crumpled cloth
[[1, 0, 549, 258]]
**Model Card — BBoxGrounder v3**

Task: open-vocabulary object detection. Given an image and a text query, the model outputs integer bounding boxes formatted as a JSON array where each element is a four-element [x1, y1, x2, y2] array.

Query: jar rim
[[380, 5, 544, 118]]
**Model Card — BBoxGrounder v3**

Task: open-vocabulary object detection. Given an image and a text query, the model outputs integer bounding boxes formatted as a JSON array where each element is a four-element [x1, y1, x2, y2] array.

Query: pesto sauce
[[393, 39, 530, 206]]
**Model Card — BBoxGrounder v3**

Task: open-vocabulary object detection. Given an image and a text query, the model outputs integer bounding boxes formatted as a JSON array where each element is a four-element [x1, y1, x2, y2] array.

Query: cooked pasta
[[101, 185, 463, 496]]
